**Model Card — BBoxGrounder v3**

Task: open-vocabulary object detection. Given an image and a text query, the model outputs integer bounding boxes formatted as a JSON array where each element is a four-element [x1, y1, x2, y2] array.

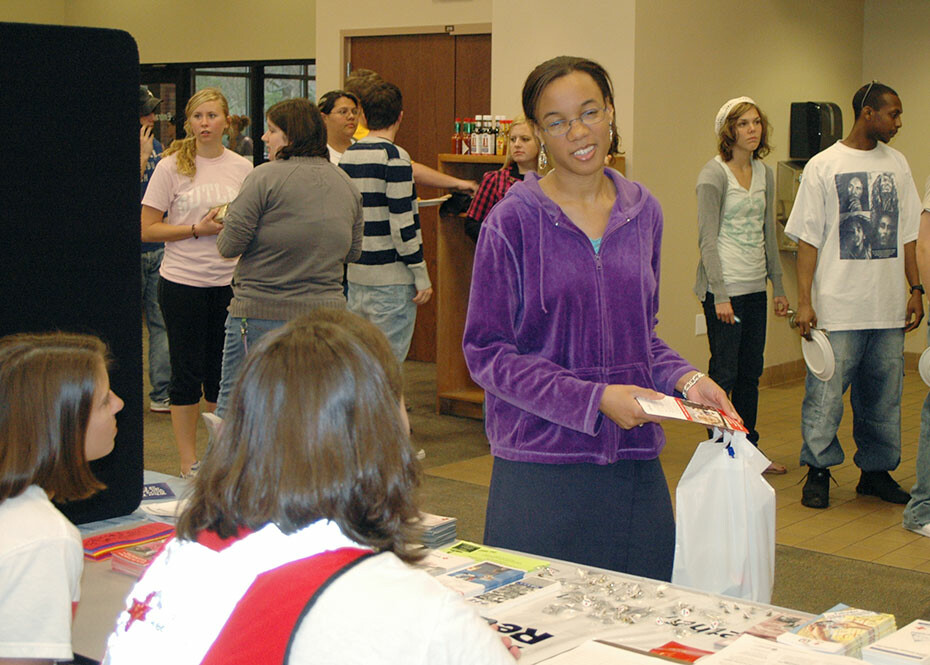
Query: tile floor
[[425, 371, 930, 572]]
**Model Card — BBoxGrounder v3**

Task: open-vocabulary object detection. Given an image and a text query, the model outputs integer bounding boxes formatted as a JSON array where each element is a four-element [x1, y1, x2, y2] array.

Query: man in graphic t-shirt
[[785, 82, 923, 509]]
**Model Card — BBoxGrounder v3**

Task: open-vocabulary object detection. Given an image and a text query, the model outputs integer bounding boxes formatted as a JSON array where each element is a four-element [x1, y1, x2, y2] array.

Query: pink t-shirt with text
[[143, 149, 252, 287]]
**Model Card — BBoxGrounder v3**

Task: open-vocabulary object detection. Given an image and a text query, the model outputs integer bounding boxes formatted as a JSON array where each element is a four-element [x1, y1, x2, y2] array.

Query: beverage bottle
[[451, 118, 462, 154], [470, 117, 481, 155], [491, 116, 501, 155], [462, 119, 472, 155], [498, 119, 511, 157]]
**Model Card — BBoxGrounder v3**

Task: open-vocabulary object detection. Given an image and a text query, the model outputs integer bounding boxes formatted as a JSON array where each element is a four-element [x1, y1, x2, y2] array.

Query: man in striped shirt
[[339, 81, 433, 362]]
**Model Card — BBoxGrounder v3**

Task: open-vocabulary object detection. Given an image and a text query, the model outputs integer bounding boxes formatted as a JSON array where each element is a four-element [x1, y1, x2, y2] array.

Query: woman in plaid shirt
[[464, 117, 543, 241]]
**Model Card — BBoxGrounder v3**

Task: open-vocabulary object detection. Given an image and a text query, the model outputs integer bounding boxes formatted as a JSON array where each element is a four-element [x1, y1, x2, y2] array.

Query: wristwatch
[[911, 284, 925, 295]]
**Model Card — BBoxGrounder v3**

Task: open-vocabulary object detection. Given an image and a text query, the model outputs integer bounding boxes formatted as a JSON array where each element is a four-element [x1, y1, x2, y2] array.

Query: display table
[[73, 474, 809, 663], [72, 471, 189, 661]]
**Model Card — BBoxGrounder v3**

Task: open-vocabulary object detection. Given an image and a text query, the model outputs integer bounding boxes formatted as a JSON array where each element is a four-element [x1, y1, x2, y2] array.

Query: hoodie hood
[[504, 168, 651, 233]]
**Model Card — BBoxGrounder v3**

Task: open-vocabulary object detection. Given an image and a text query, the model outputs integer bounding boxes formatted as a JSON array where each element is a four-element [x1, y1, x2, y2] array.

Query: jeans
[[347, 283, 417, 363], [799, 328, 904, 470], [703, 291, 767, 444], [216, 316, 285, 418], [904, 325, 930, 530], [142, 248, 170, 403]]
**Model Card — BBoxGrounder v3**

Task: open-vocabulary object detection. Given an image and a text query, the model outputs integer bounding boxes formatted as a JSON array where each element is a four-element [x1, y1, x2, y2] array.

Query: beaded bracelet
[[681, 372, 705, 400]]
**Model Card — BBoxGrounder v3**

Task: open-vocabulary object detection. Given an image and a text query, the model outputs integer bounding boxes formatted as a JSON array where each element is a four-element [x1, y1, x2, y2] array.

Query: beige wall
[[863, 0, 930, 355], [314, 0, 492, 94], [634, 0, 864, 370], [1, 1, 316, 63], [489, 0, 635, 162], [0, 0, 66, 24]]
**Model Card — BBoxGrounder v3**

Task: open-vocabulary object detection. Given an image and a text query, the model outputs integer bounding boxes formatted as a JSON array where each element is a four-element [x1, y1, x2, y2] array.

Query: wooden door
[[347, 32, 490, 362]]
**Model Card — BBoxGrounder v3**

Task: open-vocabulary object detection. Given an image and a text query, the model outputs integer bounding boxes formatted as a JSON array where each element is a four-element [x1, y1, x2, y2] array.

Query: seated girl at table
[[0, 332, 123, 663], [103, 310, 517, 665], [464, 116, 542, 242]]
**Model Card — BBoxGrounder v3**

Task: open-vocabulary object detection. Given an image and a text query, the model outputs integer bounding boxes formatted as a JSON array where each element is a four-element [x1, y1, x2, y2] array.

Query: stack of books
[[82, 522, 175, 561], [862, 620, 930, 665], [110, 536, 172, 578], [417, 513, 457, 548], [777, 604, 897, 658]]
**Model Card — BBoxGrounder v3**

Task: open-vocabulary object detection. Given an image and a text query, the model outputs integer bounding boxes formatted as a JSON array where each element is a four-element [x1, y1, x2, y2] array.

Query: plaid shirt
[[465, 164, 523, 224]]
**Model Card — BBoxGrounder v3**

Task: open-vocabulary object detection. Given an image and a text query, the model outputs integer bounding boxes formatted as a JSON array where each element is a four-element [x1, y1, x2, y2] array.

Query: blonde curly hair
[[161, 87, 230, 178]]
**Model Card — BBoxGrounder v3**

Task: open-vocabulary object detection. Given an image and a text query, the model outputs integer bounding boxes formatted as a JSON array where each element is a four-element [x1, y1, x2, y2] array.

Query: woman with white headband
[[693, 96, 790, 474]]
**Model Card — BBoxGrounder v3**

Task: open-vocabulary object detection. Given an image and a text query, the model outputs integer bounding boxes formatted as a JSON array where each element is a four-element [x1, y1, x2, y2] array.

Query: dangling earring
[[609, 125, 614, 147], [538, 144, 548, 171]]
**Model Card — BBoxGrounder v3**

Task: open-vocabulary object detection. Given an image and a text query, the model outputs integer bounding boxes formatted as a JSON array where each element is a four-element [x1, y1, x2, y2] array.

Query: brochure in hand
[[636, 394, 748, 433]]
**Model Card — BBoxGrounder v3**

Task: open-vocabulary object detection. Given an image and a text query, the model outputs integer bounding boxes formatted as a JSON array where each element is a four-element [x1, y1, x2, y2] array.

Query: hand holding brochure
[[636, 394, 747, 433]]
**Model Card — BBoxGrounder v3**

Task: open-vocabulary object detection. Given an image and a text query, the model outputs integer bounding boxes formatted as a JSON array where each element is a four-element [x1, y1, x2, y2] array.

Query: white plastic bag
[[671, 428, 775, 602]]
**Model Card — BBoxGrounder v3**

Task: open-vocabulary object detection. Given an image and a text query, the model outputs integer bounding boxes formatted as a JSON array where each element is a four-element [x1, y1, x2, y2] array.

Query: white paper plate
[[801, 328, 835, 382], [919, 347, 930, 387]]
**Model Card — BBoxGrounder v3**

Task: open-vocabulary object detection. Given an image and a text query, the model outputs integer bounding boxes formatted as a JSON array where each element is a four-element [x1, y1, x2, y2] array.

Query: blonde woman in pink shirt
[[141, 88, 251, 477]]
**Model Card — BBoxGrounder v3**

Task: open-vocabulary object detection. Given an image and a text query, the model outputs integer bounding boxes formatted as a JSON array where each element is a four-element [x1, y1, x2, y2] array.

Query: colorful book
[[437, 561, 524, 598], [442, 540, 550, 572], [110, 536, 171, 578], [777, 603, 896, 658], [82, 522, 175, 560]]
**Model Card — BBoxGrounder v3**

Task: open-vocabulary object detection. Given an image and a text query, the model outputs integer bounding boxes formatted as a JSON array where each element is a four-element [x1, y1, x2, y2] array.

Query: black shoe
[[802, 466, 832, 509], [856, 470, 910, 504]]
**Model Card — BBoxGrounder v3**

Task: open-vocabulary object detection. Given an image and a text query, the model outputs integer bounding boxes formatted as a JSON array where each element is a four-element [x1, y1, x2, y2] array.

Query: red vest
[[197, 529, 373, 665]]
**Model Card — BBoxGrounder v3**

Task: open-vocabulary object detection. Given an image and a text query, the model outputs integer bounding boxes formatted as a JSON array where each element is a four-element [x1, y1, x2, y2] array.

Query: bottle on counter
[[451, 118, 463, 154], [497, 119, 511, 157], [470, 117, 482, 155]]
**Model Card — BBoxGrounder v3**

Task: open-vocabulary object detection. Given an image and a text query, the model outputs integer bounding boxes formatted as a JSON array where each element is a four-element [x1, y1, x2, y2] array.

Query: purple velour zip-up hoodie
[[463, 169, 696, 465]]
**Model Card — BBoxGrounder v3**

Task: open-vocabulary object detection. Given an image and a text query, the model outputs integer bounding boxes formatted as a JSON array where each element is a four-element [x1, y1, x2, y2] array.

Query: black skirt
[[484, 456, 675, 581]]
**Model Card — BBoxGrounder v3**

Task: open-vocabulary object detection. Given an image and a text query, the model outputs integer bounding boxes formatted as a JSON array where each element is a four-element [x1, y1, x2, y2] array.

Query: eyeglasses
[[541, 107, 608, 137], [331, 107, 359, 118]]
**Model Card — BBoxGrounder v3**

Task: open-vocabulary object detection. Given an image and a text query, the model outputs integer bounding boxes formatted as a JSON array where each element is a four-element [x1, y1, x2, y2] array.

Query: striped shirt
[[339, 137, 431, 290]]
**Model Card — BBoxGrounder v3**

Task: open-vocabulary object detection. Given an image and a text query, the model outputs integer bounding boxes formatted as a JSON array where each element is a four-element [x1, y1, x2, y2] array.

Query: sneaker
[[905, 523, 930, 538], [180, 460, 200, 480], [149, 399, 170, 413], [856, 470, 910, 504], [801, 466, 832, 509]]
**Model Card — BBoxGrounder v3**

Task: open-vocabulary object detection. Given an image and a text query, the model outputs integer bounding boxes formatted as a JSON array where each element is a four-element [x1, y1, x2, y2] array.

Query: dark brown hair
[[523, 56, 614, 120], [177, 311, 423, 561], [266, 98, 328, 160], [361, 81, 403, 131], [0, 332, 108, 503], [717, 101, 772, 161], [318, 90, 360, 115], [853, 81, 898, 120]]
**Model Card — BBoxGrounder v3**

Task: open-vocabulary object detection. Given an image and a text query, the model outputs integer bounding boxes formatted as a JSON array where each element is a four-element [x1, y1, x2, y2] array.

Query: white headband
[[715, 96, 756, 136]]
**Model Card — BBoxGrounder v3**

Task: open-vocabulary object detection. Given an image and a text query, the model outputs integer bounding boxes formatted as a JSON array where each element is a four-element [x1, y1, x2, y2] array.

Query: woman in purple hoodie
[[463, 56, 737, 580]]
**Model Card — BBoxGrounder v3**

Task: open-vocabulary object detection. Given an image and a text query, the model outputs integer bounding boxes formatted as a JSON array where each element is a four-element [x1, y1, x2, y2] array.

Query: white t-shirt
[[143, 149, 252, 288], [715, 155, 767, 294], [923, 174, 930, 212], [327, 144, 344, 166], [784, 141, 920, 330], [0, 485, 83, 660], [104, 520, 514, 665]]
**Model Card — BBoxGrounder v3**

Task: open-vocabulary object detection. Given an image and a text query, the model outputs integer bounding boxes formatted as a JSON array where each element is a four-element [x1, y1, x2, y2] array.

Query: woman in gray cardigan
[[214, 98, 363, 417], [694, 97, 789, 473]]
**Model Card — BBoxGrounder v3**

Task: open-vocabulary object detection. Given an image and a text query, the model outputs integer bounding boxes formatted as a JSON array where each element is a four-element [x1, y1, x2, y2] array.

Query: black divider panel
[[0, 22, 144, 523]]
